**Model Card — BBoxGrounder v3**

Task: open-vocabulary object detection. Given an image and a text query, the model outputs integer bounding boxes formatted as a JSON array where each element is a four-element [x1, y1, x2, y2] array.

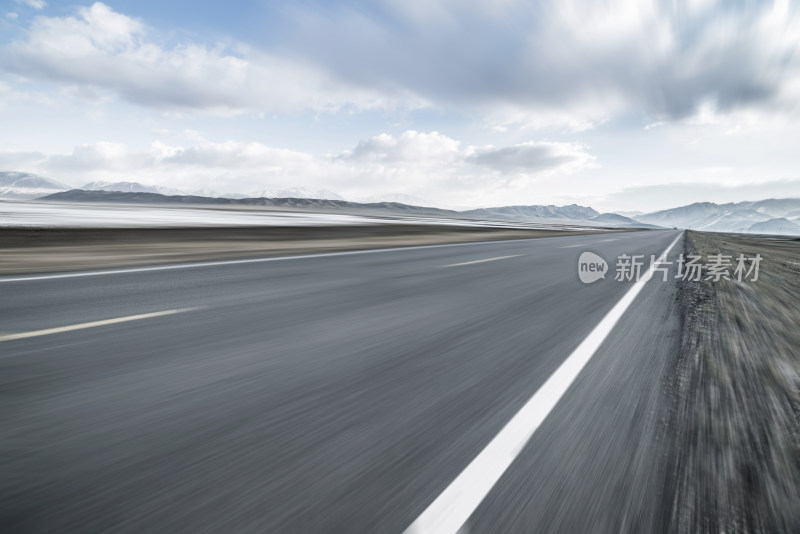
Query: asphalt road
[[1, 229, 685, 533]]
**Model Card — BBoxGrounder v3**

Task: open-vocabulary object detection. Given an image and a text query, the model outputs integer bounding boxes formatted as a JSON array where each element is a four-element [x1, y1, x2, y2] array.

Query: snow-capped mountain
[[745, 198, 800, 218], [359, 193, 436, 207], [249, 187, 344, 201], [464, 204, 600, 222], [748, 218, 800, 235], [6, 169, 800, 235], [613, 210, 645, 218], [0, 171, 72, 199], [81, 181, 186, 196], [635, 198, 800, 235], [189, 188, 248, 199], [190, 188, 222, 198]]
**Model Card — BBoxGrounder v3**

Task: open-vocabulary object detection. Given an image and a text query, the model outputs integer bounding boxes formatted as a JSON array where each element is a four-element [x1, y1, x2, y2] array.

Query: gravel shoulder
[[665, 231, 800, 533]]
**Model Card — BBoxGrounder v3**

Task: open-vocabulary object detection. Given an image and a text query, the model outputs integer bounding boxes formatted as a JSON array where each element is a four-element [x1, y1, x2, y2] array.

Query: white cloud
[[4, 1, 800, 129], [6, 12, 19, 20], [0, 79, 54, 108], [0, 149, 45, 169], [282, 0, 800, 128], [357, 131, 588, 181], [3, 2, 799, 211], [338, 131, 461, 166], [0, 131, 597, 207], [156, 141, 315, 170], [15, 0, 46, 10], [467, 141, 596, 174], [1, 2, 414, 114]]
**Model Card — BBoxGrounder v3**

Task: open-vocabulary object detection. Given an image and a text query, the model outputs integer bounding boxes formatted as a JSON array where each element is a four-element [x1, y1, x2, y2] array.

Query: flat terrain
[[0, 225, 613, 274]]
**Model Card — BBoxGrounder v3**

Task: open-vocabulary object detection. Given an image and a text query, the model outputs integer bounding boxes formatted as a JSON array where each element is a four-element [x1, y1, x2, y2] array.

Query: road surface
[[2, 229, 685, 533]]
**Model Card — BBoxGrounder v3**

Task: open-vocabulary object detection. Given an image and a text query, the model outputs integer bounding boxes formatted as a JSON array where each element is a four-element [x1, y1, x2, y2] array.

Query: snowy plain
[[0, 200, 600, 231]]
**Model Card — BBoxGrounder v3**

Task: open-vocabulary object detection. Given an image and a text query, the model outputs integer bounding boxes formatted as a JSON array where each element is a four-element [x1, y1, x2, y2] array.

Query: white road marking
[[440, 255, 521, 268], [404, 231, 683, 534], [559, 244, 586, 248], [598, 238, 618, 242], [0, 237, 584, 283], [0, 307, 200, 342], [0, 230, 664, 284]]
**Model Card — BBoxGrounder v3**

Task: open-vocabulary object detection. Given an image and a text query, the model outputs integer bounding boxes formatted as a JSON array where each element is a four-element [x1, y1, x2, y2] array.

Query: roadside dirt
[[0, 225, 617, 274], [665, 231, 800, 533]]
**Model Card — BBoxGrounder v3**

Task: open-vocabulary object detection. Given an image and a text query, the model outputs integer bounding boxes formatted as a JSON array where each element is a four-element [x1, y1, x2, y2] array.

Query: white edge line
[[404, 231, 683, 534], [0, 307, 201, 342], [440, 255, 522, 268], [0, 233, 639, 283]]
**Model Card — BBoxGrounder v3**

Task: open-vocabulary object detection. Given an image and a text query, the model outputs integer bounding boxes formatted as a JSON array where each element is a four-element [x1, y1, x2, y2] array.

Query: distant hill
[[635, 198, 800, 235], [748, 218, 800, 235], [190, 188, 248, 199], [359, 193, 436, 207], [465, 204, 657, 228], [0, 171, 71, 199], [81, 181, 186, 196], [699, 210, 772, 233], [613, 210, 645, 218], [635, 202, 729, 228], [464, 204, 600, 222], [588, 213, 661, 229], [250, 187, 344, 201], [7, 170, 800, 236], [37, 190, 662, 229], [744, 198, 800, 218], [39, 189, 459, 217], [9, 175, 349, 202], [19, 169, 800, 235]]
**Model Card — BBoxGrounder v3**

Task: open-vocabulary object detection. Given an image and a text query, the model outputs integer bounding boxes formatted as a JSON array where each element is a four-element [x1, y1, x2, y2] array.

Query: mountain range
[[37, 189, 459, 218], [249, 187, 344, 201], [0, 171, 72, 199], [633, 199, 800, 235], [3, 171, 799, 235], [0, 173, 350, 202], [358, 193, 436, 207], [464, 204, 600, 221], [460, 205, 657, 228], [81, 181, 187, 196], [35, 190, 656, 229]]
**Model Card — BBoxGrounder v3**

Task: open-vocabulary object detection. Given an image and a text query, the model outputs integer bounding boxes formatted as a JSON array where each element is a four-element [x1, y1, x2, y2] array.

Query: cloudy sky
[[1, 0, 799, 211]]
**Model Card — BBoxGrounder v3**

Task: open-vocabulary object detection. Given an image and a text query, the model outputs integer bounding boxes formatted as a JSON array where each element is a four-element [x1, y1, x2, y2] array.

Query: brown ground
[[666, 231, 800, 533], [0, 225, 619, 275]]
